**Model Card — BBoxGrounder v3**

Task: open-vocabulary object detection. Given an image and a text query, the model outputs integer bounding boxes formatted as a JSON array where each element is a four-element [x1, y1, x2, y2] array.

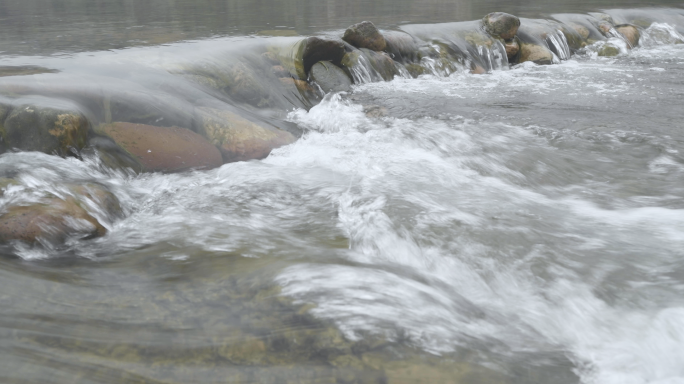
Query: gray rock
[[343, 21, 387, 51], [482, 12, 521, 40], [310, 61, 352, 93]]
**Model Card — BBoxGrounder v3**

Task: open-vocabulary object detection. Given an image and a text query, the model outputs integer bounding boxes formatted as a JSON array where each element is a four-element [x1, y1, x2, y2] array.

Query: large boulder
[[310, 61, 352, 93], [518, 43, 555, 65], [482, 12, 521, 40], [0, 197, 106, 245], [197, 108, 296, 163], [342, 21, 387, 51], [278, 37, 347, 80], [95, 122, 223, 173], [615, 24, 640, 48], [3, 103, 89, 156]]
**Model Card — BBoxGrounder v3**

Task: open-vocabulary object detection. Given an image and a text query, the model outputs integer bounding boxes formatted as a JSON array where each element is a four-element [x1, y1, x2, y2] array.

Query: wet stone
[[197, 107, 296, 163], [597, 42, 621, 57], [518, 43, 555, 65], [95, 122, 223, 173], [342, 21, 387, 52], [3, 103, 89, 156], [360, 48, 399, 81], [0, 197, 107, 245], [310, 61, 352, 93], [482, 12, 521, 40], [279, 77, 315, 93], [383, 30, 419, 62], [505, 38, 520, 59], [615, 24, 640, 48], [300, 37, 347, 78], [404, 63, 427, 78]]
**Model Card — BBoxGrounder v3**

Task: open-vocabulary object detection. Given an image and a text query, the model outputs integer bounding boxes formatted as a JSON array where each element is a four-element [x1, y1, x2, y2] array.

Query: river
[[1, 0, 684, 383]]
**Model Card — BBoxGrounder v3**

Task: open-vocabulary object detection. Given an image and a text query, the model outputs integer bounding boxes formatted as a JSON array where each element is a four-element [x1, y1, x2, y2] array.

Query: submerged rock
[[359, 49, 399, 81], [615, 24, 640, 48], [518, 43, 555, 65], [482, 12, 521, 40], [278, 78, 315, 93], [95, 122, 223, 173], [0, 197, 106, 245], [597, 42, 621, 57], [404, 63, 428, 78], [310, 61, 352, 93], [343, 21, 387, 51], [197, 108, 296, 163], [3, 103, 89, 156], [383, 30, 419, 62], [504, 38, 520, 60]]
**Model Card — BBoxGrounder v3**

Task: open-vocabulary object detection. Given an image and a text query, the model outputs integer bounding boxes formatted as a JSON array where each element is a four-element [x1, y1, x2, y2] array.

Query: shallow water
[[2, 1, 684, 383]]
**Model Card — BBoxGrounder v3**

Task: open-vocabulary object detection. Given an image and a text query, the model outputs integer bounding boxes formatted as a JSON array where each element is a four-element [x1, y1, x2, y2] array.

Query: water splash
[[640, 23, 684, 47], [546, 29, 572, 60]]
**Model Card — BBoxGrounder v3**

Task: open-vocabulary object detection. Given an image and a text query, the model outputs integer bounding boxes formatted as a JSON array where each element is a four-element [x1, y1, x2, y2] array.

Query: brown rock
[[568, 22, 590, 40], [271, 65, 290, 77], [482, 12, 521, 40], [0, 197, 106, 245], [279, 78, 314, 93], [504, 39, 520, 59], [343, 21, 387, 51], [95, 122, 223, 173], [197, 108, 296, 163], [470, 64, 487, 74], [519, 43, 555, 65], [615, 24, 640, 48]]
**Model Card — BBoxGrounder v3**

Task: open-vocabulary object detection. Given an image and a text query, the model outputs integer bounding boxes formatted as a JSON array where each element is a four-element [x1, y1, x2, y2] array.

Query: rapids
[[1, 2, 684, 384]]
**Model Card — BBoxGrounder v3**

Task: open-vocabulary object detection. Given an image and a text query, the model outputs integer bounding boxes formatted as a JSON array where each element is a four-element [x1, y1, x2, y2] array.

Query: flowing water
[[2, 1, 684, 383]]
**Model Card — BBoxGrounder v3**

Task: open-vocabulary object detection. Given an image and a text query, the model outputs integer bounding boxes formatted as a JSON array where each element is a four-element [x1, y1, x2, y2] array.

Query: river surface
[[2, 1, 684, 383]]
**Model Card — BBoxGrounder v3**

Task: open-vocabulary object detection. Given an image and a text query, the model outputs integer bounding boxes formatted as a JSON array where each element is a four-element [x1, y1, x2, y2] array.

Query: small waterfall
[[349, 54, 375, 84], [545, 29, 572, 60], [394, 62, 413, 79]]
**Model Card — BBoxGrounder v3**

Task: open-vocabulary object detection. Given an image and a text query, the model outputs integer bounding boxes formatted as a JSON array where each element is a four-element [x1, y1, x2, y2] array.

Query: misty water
[[2, 0, 684, 383]]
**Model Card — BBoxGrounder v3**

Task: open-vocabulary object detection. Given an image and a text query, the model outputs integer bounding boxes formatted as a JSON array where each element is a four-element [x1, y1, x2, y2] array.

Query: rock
[[271, 65, 290, 78], [224, 62, 273, 106], [197, 108, 296, 163], [615, 24, 640, 48], [261, 51, 280, 65], [359, 49, 398, 81], [363, 105, 388, 118], [568, 22, 590, 40], [67, 183, 123, 219], [95, 122, 223, 173], [598, 21, 613, 36], [404, 63, 428, 78], [283, 37, 347, 80], [105, 91, 196, 128], [482, 12, 521, 40], [504, 39, 520, 59], [383, 31, 419, 61], [597, 43, 620, 57], [0, 197, 106, 245], [342, 21, 387, 51], [470, 64, 487, 74], [518, 43, 555, 65], [3, 103, 89, 156], [279, 78, 315, 93], [310, 61, 352, 93]]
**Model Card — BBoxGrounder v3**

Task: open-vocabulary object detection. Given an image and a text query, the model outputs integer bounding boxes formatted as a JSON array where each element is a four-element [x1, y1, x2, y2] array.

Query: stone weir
[[0, 9, 681, 248]]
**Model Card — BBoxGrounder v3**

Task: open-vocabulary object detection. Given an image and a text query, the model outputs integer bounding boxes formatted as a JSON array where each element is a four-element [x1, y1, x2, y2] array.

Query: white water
[[2, 19, 684, 384]]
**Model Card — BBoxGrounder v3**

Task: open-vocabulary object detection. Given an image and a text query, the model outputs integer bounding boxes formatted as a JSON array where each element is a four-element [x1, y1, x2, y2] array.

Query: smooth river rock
[[342, 21, 387, 51], [2, 103, 88, 156], [95, 122, 223, 173], [482, 12, 521, 40], [310, 61, 352, 93], [0, 197, 106, 245], [197, 108, 296, 163], [615, 24, 640, 48], [518, 43, 555, 65]]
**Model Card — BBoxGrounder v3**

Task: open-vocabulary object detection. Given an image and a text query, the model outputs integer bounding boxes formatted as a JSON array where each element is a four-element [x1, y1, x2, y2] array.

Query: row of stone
[[0, 101, 295, 173]]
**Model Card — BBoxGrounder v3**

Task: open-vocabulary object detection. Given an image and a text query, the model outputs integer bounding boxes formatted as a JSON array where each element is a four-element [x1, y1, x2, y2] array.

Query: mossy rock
[[95, 122, 223, 173], [597, 43, 620, 57], [310, 61, 352, 93], [482, 12, 521, 40], [3, 103, 89, 156], [360, 48, 399, 81], [404, 63, 428, 78], [342, 21, 387, 51], [197, 107, 296, 163]]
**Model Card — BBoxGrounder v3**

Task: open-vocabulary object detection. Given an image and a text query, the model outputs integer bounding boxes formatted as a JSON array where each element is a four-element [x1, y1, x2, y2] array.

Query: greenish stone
[[4, 103, 89, 156]]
